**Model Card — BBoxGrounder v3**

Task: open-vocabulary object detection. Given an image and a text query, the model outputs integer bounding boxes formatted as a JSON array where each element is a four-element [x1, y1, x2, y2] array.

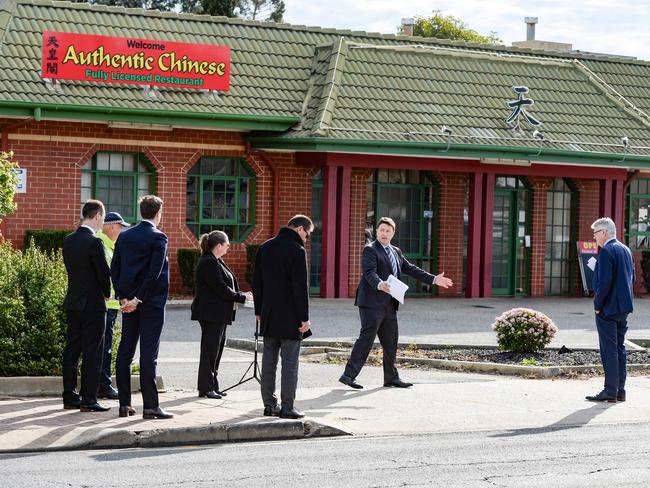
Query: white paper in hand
[[587, 256, 597, 271], [387, 274, 409, 304]]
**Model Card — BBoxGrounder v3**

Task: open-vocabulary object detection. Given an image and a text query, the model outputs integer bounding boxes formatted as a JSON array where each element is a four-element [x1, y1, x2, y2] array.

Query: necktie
[[385, 246, 398, 277]]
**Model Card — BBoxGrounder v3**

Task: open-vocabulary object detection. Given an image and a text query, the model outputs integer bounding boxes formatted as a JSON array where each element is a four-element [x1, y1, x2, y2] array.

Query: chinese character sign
[[506, 86, 541, 132], [41, 31, 230, 91]]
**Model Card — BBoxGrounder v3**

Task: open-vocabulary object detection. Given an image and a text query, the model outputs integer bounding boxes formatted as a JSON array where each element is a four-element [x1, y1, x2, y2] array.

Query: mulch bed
[[313, 346, 650, 377], [394, 347, 650, 367]]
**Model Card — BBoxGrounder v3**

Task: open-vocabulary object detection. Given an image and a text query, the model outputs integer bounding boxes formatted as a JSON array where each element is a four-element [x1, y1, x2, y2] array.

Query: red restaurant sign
[[41, 31, 230, 90]]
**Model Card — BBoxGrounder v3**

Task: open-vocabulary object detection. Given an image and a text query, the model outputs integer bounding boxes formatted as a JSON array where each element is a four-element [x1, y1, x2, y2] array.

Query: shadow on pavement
[[489, 403, 616, 438]]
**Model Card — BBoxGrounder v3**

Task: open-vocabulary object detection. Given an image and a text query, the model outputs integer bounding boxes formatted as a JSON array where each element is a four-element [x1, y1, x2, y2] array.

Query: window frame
[[185, 157, 256, 242], [81, 151, 156, 223]]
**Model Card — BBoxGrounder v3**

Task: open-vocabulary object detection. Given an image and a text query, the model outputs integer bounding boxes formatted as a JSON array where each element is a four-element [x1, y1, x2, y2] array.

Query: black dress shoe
[[384, 379, 413, 388], [585, 391, 617, 403], [339, 374, 363, 389], [63, 402, 81, 410], [98, 387, 119, 400], [143, 407, 174, 419], [264, 405, 280, 417], [198, 391, 222, 399], [215, 390, 228, 397], [80, 402, 111, 412], [279, 408, 305, 419], [617, 390, 626, 402], [119, 405, 136, 417]]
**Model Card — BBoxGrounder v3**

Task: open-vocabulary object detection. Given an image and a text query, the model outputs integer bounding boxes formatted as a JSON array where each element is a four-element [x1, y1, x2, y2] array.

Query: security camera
[[622, 136, 629, 147], [441, 125, 452, 135], [533, 130, 544, 140]]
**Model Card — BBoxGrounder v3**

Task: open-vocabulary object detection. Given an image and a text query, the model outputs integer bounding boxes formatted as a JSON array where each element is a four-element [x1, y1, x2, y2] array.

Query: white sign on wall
[[13, 168, 26, 193]]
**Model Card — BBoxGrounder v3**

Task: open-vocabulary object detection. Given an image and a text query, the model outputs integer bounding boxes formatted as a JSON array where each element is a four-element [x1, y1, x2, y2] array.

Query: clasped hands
[[120, 297, 140, 313]]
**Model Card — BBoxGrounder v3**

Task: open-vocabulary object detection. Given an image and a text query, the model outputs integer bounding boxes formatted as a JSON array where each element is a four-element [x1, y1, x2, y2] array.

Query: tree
[[182, 0, 285, 20], [0, 151, 18, 226], [73, 0, 285, 22], [402, 11, 501, 45]]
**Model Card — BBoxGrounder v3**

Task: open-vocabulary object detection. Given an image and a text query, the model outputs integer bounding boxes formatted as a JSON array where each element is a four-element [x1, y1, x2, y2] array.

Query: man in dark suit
[[586, 217, 635, 403], [112, 195, 173, 419], [253, 215, 313, 419], [62, 199, 112, 412], [339, 217, 453, 389]]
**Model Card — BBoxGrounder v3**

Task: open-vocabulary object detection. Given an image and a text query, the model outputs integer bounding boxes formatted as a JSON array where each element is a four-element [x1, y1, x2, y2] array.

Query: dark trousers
[[116, 304, 164, 410], [62, 310, 106, 405], [100, 308, 118, 392], [596, 312, 628, 396], [261, 336, 301, 410], [344, 305, 399, 383], [197, 321, 227, 393]]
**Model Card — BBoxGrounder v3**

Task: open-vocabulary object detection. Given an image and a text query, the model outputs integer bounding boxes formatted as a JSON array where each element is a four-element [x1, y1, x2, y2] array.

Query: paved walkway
[[3, 296, 650, 453], [3, 370, 650, 452]]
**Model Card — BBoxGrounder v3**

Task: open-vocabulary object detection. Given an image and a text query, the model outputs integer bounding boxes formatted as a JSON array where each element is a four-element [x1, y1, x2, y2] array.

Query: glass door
[[368, 170, 438, 296], [492, 177, 530, 296]]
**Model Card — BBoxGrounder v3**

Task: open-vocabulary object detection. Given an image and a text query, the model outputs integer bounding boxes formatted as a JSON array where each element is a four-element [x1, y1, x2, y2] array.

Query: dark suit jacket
[[252, 227, 309, 340], [355, 240, 435, 310], [191, 254, 246, 324], [593, 238, 635, 316], [111, 221, 169, 309], [62, 226, 111, 311]]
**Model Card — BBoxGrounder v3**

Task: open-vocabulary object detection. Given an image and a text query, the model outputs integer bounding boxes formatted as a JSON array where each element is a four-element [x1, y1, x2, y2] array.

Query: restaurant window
[[186, 157, 255, 241], [81, 152, 155, 223], [626, 178, 650, 251]]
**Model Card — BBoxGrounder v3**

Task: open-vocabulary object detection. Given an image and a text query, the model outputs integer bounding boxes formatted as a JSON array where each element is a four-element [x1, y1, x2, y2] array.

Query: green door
[[370, 170, 437, 296], [492, 177, 530, 296]]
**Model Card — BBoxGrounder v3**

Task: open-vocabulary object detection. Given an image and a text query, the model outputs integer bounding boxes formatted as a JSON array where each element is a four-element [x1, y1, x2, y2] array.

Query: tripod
[[222, 319, 261, 392]]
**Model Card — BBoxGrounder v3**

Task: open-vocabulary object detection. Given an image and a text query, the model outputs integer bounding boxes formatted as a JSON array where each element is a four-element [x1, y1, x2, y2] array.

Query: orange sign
[[41, 31, 230, 90]]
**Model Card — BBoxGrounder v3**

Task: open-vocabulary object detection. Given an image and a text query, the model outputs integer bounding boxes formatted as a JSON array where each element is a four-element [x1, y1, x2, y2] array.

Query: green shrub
[[23, 229, 71, 255], [177, 248, 201, 292], [491, 308, 558, 353], [0, 241, 68, 376], [246, 244, 260, 284]]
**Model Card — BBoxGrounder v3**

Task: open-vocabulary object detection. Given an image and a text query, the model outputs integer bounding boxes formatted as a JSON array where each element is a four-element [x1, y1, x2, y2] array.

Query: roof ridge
[[0, 0, 18, 48], [25, 1, 650, 66], [315, 37, 348, 136], [572, 59, 650, 130]]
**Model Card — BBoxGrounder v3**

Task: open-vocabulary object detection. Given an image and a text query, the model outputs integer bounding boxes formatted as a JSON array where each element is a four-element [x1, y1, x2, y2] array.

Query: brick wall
[[1, 118, 311, 294]]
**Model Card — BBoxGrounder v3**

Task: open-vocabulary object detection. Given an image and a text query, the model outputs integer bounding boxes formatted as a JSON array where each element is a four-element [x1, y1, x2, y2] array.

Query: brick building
[[2, 0, 650, 299]]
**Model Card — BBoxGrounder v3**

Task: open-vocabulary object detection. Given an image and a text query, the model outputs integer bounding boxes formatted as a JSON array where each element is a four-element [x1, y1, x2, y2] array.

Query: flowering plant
[[491, 308, 558, 353]]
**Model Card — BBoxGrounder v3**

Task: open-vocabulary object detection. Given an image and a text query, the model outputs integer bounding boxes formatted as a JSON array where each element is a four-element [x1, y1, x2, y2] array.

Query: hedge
[[23, 229, 72, 255], [0, 241, 68, 376], [177, 248, 201, 292], [246, 244, 260, 284]]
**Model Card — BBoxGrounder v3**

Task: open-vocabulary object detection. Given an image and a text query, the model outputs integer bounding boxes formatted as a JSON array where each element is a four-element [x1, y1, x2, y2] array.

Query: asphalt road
[[3, 423, 650, 487]]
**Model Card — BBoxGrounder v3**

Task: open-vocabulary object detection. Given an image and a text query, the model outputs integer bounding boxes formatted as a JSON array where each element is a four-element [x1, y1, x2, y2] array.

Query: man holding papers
[[339, 217, 453, 389]]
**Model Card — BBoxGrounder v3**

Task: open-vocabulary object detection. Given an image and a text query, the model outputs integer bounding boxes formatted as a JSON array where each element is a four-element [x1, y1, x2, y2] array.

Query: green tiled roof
[[2, 0, 650, 165]]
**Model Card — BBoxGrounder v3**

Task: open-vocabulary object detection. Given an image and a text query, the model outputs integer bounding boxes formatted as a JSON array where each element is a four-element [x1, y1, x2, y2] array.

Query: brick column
[[528, 176, 552, 297], [347, 169, 372, 297], [436, 172, 467, 297]]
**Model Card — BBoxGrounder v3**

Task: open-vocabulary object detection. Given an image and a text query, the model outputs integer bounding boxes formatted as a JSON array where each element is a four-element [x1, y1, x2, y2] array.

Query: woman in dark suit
[[191, 230, 252, 399]]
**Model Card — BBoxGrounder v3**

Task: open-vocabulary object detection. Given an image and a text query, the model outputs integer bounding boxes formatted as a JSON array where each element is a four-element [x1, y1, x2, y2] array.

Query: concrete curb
[[0, 420, 351, 453], [0, 375, 165, 397], [324, 351, 650, 378]]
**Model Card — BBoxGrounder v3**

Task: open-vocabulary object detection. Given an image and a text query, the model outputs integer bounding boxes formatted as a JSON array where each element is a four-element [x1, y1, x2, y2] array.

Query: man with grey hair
[[586, 217, 635, 403]]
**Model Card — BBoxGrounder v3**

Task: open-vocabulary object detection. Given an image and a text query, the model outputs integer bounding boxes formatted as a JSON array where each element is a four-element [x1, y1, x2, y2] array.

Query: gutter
[[247, 136, 650, 168], [0, 100, 299, 132]]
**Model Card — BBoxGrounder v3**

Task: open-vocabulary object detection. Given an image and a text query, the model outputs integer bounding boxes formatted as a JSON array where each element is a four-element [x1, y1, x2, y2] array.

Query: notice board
[[577, 241, 599, 294]]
